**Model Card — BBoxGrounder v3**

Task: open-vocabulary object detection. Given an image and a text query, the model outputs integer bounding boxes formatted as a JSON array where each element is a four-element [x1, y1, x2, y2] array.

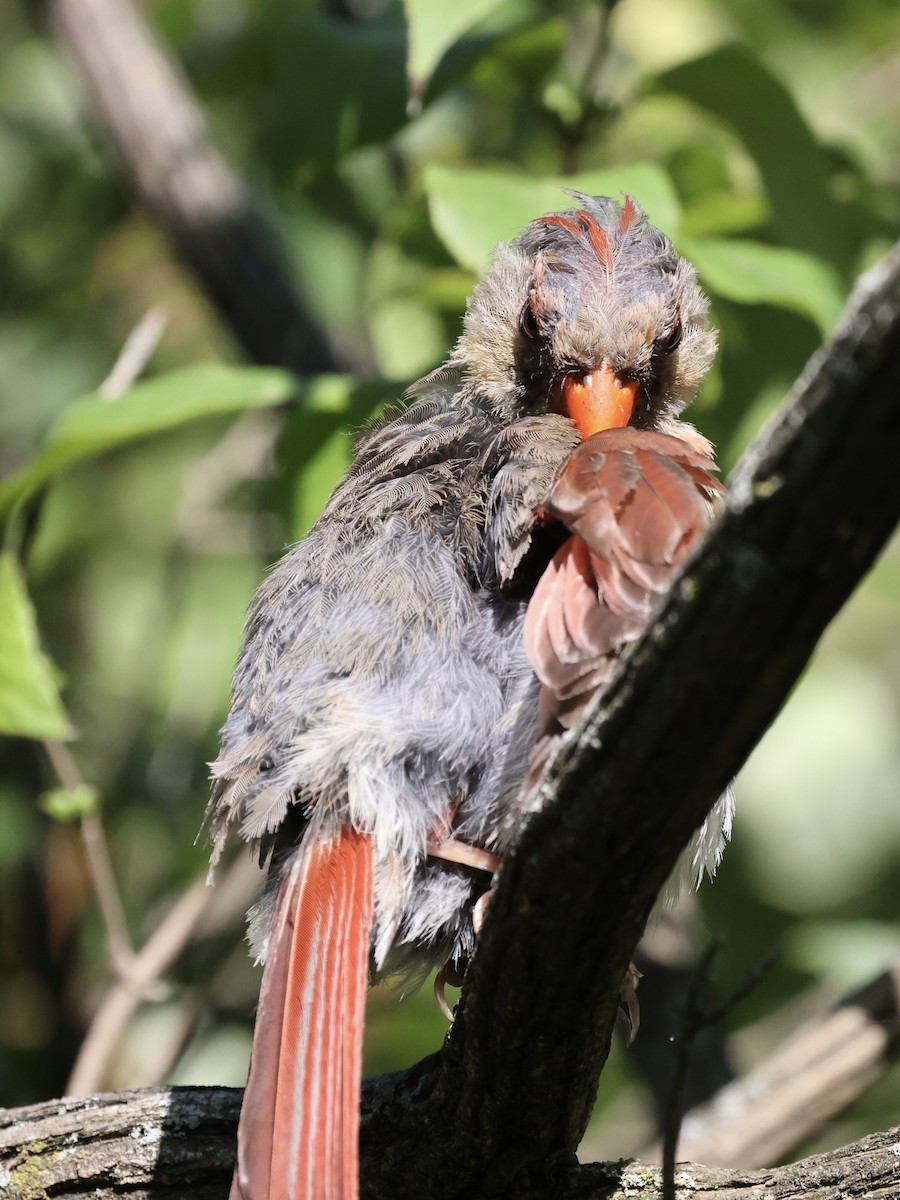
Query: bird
[[205, 193, 731, 1200]]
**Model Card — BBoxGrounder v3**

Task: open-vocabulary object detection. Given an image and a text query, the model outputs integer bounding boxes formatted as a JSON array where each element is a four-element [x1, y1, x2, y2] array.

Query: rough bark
[[2, 1087, 899, 1199]]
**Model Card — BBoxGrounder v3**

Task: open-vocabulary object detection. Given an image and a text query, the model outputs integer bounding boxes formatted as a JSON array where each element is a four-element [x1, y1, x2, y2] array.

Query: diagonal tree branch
[[673, 954, 900, 1168], [355, 242, 900, 1196]]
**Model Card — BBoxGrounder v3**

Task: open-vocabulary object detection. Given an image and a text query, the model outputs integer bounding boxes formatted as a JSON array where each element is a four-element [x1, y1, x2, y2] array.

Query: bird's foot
[[619, 961, 643, 1044], [427, 837, 499, 1021], [426, 836, 499, 875]]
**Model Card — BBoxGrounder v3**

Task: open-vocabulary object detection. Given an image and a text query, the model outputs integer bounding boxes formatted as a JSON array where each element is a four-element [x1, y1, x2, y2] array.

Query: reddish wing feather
[[525, 428, 720, 743]]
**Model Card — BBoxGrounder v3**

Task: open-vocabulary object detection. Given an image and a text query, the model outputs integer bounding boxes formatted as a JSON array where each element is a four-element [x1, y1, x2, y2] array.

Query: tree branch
[[2, 1087, 899, 1199], [32, 0, 338, 373], [354, 243, 900, 1196]]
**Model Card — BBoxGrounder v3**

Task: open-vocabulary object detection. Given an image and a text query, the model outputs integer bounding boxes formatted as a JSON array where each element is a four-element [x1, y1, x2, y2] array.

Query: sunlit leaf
[[0, 365, 295, 518], [656, 45, 855, 272], [684, 236, 844, 334], [424, 164, 681, 273], [680, 192, 769, 239], [0, 553, 70, 740]]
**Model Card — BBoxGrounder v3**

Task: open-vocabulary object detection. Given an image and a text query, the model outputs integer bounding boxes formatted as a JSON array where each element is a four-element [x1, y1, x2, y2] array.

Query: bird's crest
[[618, 193, 639, 234], [535, 194, 643, 275], [540, 209, 614, 270]]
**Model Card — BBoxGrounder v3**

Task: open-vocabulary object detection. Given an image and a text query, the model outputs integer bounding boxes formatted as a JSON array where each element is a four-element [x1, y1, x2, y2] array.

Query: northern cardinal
[[206, 194, 730, 1200]]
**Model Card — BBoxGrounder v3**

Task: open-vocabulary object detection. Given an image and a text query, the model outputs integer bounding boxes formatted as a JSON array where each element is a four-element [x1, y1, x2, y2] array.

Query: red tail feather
[[231, 828, 375, 1200]]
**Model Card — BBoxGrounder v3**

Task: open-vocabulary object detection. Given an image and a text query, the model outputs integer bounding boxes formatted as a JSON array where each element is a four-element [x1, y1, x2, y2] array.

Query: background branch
[[673, 955, 900, 1168], [31, 0, 338, 373]]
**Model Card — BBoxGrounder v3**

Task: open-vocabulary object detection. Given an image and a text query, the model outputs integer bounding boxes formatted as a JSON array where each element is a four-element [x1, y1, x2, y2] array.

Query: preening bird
[[206, 193, 731, 1200]]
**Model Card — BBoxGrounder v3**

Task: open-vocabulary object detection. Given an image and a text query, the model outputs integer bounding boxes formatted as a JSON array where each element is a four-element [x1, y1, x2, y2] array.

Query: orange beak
[[553, 363, 638, 438]]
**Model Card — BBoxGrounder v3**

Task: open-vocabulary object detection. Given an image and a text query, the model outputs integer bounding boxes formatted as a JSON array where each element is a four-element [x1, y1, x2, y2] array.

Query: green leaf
[[424, 164, 681, 273], [683, 237, 844, 335], [656, 45, 854, 272], [41, 784, 100, 822], [258, 13, 408, 171], [680, 192, 769, 239], [404, 0, 505, 99], [468, 17, 566, 97], [0, 364, 295, 519], [0, 553, 70, 740]]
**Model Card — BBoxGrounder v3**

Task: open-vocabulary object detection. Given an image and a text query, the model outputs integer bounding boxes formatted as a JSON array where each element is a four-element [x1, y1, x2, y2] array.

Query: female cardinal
[[206, 194, 730, 1200]]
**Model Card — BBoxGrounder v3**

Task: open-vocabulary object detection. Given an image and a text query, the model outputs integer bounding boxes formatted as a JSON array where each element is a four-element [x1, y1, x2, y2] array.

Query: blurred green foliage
[[1, 0, 898, 1163]]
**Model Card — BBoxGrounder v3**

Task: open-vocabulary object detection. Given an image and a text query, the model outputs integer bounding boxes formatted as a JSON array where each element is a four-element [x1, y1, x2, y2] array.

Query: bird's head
[[454, 193, 716, 437]]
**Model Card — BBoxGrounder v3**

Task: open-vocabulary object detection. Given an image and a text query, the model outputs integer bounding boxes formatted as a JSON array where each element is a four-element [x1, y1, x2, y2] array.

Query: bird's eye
[[659, 318, 683, 354], [519, 298, 540, 341], [258, 756, 275, 773]]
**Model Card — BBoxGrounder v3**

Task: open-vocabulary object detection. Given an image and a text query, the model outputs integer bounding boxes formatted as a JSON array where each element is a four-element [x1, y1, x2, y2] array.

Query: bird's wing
[[524, 427, 722, 738]]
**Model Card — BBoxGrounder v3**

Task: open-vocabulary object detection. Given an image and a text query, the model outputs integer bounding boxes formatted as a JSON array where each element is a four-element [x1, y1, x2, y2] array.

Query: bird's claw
[[619, 961, 643, 1044], [472, 888, 492, 935], [434, 960, 468, 1022]]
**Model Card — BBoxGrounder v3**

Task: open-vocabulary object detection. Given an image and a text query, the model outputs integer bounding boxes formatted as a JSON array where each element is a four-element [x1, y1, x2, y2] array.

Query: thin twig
[[44, 305, 228, 1093], [43, 740, 137, 978], [661, 947, 775, 1199], [98, 306, 168, 399], [66, 873, 211, 1095], [704, 952, 778, 1030], [661, 942, 719, 1200], [41, 310, 169, 977], [65, 852, 261, 1095]]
